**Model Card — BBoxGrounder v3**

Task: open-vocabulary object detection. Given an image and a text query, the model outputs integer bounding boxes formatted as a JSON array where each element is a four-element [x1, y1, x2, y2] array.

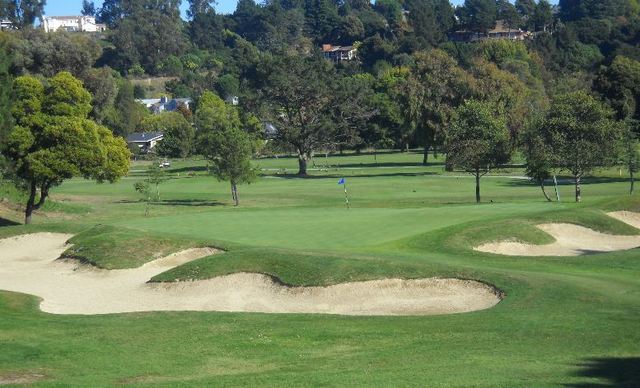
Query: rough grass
[[62, 225, 210, 269]]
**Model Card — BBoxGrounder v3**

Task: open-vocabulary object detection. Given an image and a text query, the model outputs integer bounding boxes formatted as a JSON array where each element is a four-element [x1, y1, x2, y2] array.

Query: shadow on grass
[[165, 166, 209, 174], [117, 199, 224, 207], [502, 176, 631, 188], [566, 357, 640, 387], [0, 217, 20, 227], [324, 161, 442, 168], [265, 172, 438, 179]]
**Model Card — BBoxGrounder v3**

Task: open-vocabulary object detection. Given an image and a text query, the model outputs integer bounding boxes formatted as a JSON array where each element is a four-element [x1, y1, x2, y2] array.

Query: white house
[[322, 44, 358, 62], [0, 20, 14, 30], [42, 16, 106, 33]]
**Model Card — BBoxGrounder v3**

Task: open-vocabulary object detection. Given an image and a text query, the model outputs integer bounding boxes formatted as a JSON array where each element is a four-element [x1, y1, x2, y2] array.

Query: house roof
[[126, 132, 164, 143], [322, 44, 356, 53], [45, 16, 89, 20]]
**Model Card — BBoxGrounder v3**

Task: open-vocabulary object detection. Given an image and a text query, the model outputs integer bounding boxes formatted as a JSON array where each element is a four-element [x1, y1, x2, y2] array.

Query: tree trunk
[[475, 170, 481, 204], [230, 183, 236, 205], [297, 153, 308, 176], [232, 183, 239, 206], [575, 175, 581, 203], [422, 143, 430, 166], [24, 180, 37, 225], [631, 170, 635, 195], [373, 148, 377, 164], [540, 180, 552, 202]]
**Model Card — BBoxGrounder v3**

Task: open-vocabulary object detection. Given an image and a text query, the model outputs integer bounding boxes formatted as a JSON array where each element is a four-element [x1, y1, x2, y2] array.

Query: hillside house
[[126, 132, 164, 154], [449, 20, 529, 43], [0, 20, 14, 30], [322, 44, 358, 62], [136, 96, 193, 115], [42, 16, 106, 33]]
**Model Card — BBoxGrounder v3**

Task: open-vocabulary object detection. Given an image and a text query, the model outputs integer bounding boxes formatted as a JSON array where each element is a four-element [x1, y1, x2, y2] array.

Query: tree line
[[0, 0, 639, 219]]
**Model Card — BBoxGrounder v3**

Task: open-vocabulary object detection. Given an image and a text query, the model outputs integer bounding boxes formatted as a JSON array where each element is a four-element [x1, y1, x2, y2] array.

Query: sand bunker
[[0, 233, 500, 316], [475, 212, 640, 256]]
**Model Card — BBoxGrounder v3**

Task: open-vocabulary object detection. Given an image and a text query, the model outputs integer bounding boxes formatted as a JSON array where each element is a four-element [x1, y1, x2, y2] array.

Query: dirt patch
[[0, 233, 501, 316], [475, 212, 640, 256], [0, 371, 47, 385]]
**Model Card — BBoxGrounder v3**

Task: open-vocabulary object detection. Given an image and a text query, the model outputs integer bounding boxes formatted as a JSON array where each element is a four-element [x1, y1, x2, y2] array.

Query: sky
[[45, 0, 559, 17]]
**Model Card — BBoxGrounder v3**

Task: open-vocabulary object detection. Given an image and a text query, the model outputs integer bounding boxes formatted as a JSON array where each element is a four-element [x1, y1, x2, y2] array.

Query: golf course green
[[1, 150, 639, 386]]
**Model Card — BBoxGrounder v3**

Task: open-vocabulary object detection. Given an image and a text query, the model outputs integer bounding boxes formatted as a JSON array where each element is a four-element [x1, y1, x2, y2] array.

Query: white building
[[42, 16, 106, 33], [0, 20, 14, 30]]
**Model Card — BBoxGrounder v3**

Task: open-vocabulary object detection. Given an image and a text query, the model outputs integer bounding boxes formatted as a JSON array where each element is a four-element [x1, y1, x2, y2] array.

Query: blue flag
[[338, 178, 345, 185]]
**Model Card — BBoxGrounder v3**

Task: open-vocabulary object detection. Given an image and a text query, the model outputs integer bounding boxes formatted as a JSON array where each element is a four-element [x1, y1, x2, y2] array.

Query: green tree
[[522, 123, 554, 202], [5, 72, 130, 224], [457, 0, 497, 34], [103, 79, 149, 137], [0, 37, 12, 148], [622, 125, 640, 195], [532, 0, 553, 32], [255, 55, 336, 175], [8, 29, 102, 77], [81, 0, 96, 16], [196, 91, 256, 206], [134, 161, 168, 216], [594, 56, 640, 122], [3, 0, 45, 28], [497, 0, 521, 31], [108, 0, 188, 74], [404, 50, 475, 165], [536, 91, 623, 202], [140, 112, 194, 158], [80, 67, 118, 124], [446, 100, 512, 203], [515, 0, 536, 18]]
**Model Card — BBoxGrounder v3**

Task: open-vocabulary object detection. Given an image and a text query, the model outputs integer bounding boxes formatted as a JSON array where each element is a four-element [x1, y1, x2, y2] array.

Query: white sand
[[0, 233, 500, 316], [475, 212, 640, 256]]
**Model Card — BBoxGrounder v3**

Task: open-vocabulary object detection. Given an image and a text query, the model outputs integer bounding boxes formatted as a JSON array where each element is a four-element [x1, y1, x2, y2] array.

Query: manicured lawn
[[1, 151, 639, 386]]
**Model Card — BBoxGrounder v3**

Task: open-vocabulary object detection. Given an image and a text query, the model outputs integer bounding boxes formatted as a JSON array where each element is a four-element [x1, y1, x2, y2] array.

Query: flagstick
[[344, 181, 350, 209]]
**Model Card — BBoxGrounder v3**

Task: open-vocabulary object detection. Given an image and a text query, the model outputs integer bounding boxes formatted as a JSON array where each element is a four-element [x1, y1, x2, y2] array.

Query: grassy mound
[[62, 225, 213, 269]]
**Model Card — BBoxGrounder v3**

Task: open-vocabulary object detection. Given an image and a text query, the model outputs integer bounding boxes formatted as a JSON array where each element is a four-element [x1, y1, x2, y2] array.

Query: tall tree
[[446, 100, 512, 203], [108, 0, 188, 74], [97, 0, 123, 27], [523, 123, 554, 202], [196, 91, 256, 206], [255, 55, 333, 175], [515, 0, 536, 19], [497, 0, 521, 31], [4, 0, 46, 28], [188, 0, 216, 19], [457, 0, 497, 34], [140, 112, 195, 158], [594, 56, 640, 122], [535, 91, 623, 202], [622, 125, 640, 195], [81, 0, 96, 16], [5, 72, 130, 224], [532, 0, 553, 31], [404, 49, 475, 165], [0, 38, 12, 149]]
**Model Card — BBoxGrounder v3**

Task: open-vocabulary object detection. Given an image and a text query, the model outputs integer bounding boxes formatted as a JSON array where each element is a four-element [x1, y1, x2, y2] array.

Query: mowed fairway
[[1, 151, 639, 386]]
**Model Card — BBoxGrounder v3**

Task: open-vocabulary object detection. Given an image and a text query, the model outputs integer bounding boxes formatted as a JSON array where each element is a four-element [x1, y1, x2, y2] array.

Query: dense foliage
[[0, 0, 639, 202]]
